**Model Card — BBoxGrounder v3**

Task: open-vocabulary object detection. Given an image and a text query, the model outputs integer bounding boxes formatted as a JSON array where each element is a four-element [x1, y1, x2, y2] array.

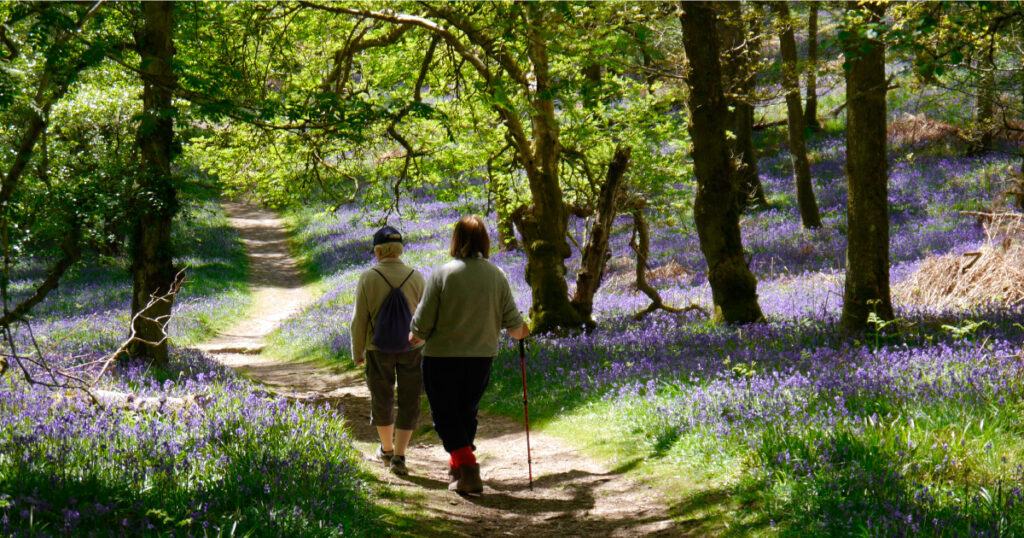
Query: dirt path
[[198, 201, 679, 537]]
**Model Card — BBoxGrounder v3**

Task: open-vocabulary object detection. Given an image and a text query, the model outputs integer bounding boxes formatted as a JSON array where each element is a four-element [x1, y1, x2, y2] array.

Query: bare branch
[[90, 270, 186, 387], [628, 205, 707, 320]]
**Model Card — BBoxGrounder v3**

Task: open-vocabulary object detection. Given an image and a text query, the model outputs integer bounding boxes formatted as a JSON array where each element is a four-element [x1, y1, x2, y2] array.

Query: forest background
[[2, 1, 1024, 535]]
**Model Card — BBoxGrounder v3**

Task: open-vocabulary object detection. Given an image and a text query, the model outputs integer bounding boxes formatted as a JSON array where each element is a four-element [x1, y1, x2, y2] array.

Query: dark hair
[[450, 215, 490, 259]]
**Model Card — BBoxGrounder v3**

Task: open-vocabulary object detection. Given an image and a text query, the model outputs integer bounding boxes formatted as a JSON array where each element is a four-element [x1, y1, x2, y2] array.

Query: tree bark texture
[[775, 2, 822, 229], [840, 2, 893, 332], [805, 1, 821, 130], [718, 2, 767, 211], [129, 1, 179, 365], [571, 145, 631, 323], [680, 2, 764, 324]]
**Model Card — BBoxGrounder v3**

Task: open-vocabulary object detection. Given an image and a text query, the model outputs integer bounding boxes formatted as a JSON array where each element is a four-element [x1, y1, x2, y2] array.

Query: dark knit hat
[[372, 225, 403, 247]]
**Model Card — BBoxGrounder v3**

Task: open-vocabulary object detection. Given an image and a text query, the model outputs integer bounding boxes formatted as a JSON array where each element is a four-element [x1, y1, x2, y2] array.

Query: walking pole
[[519, 338, 534, 490]]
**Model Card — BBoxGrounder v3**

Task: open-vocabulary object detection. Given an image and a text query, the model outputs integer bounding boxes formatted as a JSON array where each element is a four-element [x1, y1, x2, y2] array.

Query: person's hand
[[508, 321, 530, 340], [408, 332, 423, 346], [354, 353, 365, 366]]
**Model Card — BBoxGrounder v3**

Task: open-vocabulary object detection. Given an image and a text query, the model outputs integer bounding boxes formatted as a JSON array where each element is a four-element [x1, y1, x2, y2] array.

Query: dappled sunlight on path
[[197, 200, 679, 537]]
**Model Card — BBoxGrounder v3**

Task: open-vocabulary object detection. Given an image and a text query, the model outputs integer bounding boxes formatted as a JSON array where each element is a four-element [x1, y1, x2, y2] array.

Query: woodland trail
[[196, 201, 679, 537]]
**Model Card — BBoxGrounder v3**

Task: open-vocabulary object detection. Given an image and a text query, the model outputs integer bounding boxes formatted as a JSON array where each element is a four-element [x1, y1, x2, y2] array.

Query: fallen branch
[[0, 268, 188, 408], [752, 118, 787, 131], [86, 389, 206, 413]]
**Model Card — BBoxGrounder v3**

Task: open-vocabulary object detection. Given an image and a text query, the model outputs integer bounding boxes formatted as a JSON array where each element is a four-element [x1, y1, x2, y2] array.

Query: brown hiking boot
[[449, 464, 483, 495]]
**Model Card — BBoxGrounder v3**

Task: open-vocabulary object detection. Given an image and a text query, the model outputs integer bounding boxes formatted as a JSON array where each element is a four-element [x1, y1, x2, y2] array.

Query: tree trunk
[[514, 3, 585, 334], [1015, 77, 1024, 212], [972, 44, 996, 155], [719, 2, 767, 211], [804, 1, 821, 130], [840, 2, 893, 332], [775, 2, 822, 229], [571, 145, 630, 323], [128, 1, 179, 365], [680, 2, 764, 324]]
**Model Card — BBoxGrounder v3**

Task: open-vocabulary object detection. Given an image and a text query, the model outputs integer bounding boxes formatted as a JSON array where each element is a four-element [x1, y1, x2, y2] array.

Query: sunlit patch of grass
[[541, 397, 769, 536]]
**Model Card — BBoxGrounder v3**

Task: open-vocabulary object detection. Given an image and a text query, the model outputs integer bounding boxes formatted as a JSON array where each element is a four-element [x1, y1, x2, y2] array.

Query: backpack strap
[[372, 268, 415, 291], [397, 269, 415, 289], [371, 268, 395, 289]]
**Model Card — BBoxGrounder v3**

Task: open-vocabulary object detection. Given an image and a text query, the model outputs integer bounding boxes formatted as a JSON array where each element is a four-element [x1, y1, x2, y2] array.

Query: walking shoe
[[377, 446, 394, 466], [450, 463, 483, 495], [390, 455, 409, 475]]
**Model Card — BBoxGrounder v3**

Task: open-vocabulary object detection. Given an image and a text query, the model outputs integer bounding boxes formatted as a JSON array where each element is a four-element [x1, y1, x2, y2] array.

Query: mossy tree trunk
[[774, 2, 822, 229], [680, 1, 764, 324], [128, 1, 179, 365], [511, 3, 586, 334], [840, 2, 893, 332]]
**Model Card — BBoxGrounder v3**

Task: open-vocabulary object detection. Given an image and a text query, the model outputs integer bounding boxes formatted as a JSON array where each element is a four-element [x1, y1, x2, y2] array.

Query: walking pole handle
[[519, 337, 533, 490]]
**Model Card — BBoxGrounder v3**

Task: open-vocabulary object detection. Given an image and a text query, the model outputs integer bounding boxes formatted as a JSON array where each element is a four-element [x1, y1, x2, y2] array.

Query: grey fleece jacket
[[410, 257, 523, 357]]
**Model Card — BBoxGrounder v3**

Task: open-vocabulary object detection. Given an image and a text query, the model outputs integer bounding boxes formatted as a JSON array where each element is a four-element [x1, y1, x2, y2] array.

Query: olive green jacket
[[350, 258, 425, 359]]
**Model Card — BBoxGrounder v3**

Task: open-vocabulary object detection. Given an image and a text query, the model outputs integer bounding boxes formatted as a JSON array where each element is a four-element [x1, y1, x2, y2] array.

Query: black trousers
[[421, 356, 493, 453]]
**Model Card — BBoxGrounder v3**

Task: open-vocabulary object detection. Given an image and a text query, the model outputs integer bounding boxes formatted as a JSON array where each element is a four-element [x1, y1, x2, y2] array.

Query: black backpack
[[370, 268, 415, 353]]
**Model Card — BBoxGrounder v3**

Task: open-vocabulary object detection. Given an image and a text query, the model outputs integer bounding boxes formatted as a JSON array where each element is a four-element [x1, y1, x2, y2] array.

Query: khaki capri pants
[[365, 348, 423, 430]]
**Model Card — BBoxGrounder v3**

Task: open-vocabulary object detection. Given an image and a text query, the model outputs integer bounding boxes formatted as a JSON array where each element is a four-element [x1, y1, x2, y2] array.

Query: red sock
[[449, 446, 476, 468]]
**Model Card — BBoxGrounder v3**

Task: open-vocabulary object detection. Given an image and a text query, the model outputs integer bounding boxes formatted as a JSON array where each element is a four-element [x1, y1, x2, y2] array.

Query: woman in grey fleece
[[409, 215, 529, 495]]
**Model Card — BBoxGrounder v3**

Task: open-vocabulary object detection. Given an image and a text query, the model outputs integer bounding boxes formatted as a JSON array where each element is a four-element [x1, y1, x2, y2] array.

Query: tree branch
[[0, 222, 81, 327]]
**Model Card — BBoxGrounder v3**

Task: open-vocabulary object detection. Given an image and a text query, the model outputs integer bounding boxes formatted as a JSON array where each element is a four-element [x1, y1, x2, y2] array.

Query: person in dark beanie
[[409, 215, 529, 495], [350, 225, 426, 475]]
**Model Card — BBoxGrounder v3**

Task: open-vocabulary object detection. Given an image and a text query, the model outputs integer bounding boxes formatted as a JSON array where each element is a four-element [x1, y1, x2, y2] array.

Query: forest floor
[[197, 201, 679, 537]]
